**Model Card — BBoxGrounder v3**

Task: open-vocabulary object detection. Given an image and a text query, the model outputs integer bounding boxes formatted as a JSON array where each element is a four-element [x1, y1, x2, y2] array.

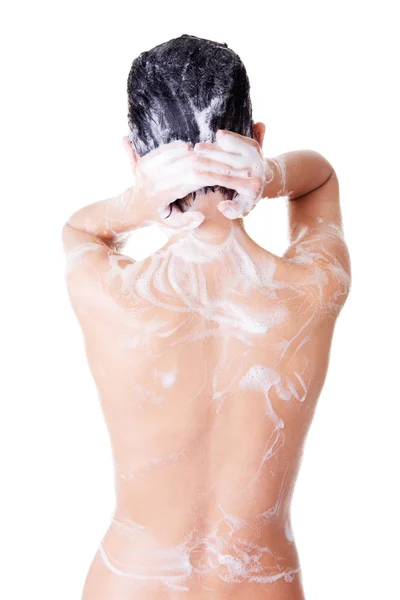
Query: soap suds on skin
[[65, 205, 349, 595], [65, 211, 349, 594], [64, 139, 350, 599]]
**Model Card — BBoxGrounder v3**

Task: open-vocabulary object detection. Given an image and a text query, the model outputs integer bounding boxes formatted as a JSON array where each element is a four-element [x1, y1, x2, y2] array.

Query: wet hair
[[126, 34, 254, 216]]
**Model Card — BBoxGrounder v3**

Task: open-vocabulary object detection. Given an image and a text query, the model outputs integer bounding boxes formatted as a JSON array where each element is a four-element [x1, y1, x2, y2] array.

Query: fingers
[[178, 152, 262, 196], [158, 151, 251, 181], [217, 192, 260, 220], [158, 153, 202, 179], [152, 154, 209, 198], [194, 155, 251, 177], [216, 129, 258, 145], [140, 141, 192, 172], [194, 144, 251, 170], [134, 136, 265, 226], [153, 153, 259, 200], [217, 200, 244, 219], [194, 169, 263, 197], [216, 130, 260, 155], [193, 132, 264, 201], [159, 205, 205, 230]]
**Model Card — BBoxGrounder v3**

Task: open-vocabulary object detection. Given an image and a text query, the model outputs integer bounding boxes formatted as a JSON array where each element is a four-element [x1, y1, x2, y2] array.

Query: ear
[[122, 136, 139, 169], [252, 122, 266, 148]]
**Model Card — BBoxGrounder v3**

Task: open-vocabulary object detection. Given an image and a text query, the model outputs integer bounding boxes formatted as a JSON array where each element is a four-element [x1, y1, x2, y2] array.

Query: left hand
[[194, 130, 273, 219]]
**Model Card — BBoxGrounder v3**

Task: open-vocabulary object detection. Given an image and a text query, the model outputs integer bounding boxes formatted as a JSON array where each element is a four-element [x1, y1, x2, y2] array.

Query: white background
[[1, 1, 399, 599]]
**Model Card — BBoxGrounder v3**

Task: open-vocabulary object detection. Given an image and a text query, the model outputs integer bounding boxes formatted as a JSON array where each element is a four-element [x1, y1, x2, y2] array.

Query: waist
[[98, 512, 301, 589]]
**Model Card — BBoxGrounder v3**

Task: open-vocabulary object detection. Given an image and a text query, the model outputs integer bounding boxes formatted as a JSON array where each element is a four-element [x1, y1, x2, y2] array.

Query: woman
[[62, 34, 351, 600]]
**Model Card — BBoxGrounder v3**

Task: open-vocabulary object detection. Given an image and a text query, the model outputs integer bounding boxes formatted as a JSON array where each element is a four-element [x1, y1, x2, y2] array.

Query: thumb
[[217, 200, 243, 219], [166, 209, 205, 231]]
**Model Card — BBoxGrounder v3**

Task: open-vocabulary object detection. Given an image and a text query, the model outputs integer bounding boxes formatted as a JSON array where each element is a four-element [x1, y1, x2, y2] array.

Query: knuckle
[[251, 177, 262, 190], [193, 156, 207, 170], [189, 154, 200, 168]]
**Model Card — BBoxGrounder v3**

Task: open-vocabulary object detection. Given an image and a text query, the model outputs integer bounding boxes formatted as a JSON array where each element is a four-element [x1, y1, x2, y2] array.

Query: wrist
[[261, 156, 287, 199], [118, 186, 150, 229]]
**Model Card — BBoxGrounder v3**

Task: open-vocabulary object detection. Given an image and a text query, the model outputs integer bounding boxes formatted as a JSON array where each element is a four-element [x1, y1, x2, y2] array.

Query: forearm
[[64, 186, 146, 246], [262, 150, 333, 201]]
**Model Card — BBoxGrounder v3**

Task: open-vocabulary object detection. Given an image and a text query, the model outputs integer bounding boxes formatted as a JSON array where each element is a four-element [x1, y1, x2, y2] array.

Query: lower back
[[81, 234, 333, 599]]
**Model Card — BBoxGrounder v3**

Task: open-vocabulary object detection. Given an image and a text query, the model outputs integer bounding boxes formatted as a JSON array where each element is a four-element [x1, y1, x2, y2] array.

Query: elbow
[[61, 221, 72, 236], [321, 155, 335, 184], [309, 150, 334, 185], [308, 150, 335, 185], [61, 222, 77, 248], [61, 222, 71, 250]]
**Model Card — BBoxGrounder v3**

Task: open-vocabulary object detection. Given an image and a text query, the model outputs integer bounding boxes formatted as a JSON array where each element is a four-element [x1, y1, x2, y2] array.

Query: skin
[[62, 122, 351, 600]]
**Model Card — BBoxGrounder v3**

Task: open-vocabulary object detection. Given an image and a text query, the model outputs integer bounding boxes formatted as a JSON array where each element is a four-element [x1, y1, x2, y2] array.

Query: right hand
[[194, 130, 273, 219], [127, 140, 262, 232]]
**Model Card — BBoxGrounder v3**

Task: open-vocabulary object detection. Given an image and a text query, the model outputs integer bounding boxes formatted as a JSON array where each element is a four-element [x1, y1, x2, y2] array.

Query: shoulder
[[280, 222, 351, 317], [61, 223, 139, 317]]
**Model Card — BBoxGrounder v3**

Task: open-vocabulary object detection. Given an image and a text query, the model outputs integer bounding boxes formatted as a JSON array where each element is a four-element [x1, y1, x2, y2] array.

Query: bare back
[[66, 219, 350, 599]]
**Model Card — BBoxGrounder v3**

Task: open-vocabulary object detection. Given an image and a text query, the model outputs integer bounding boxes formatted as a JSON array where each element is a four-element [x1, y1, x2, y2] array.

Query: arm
[[262, 149, 333, 202], [61, 187, 143, 322], [61, 185, 143, 297], [63, 185, 148, 247], [265, 150, 351, 313], [62, 185, 143, 254], [62, 140, 260, 312]]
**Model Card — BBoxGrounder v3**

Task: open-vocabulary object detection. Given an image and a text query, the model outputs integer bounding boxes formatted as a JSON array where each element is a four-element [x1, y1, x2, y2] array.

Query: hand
[[194, 130, 273, 219], [128, 139, 261, 231]]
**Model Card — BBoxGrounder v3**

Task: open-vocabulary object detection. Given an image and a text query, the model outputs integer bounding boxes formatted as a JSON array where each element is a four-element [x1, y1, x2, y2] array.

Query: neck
[[162, 191, 247, 247]]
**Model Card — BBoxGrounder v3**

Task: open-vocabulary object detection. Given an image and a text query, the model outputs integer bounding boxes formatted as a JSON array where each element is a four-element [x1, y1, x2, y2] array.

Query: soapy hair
[[126, 34, 254, 216]]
